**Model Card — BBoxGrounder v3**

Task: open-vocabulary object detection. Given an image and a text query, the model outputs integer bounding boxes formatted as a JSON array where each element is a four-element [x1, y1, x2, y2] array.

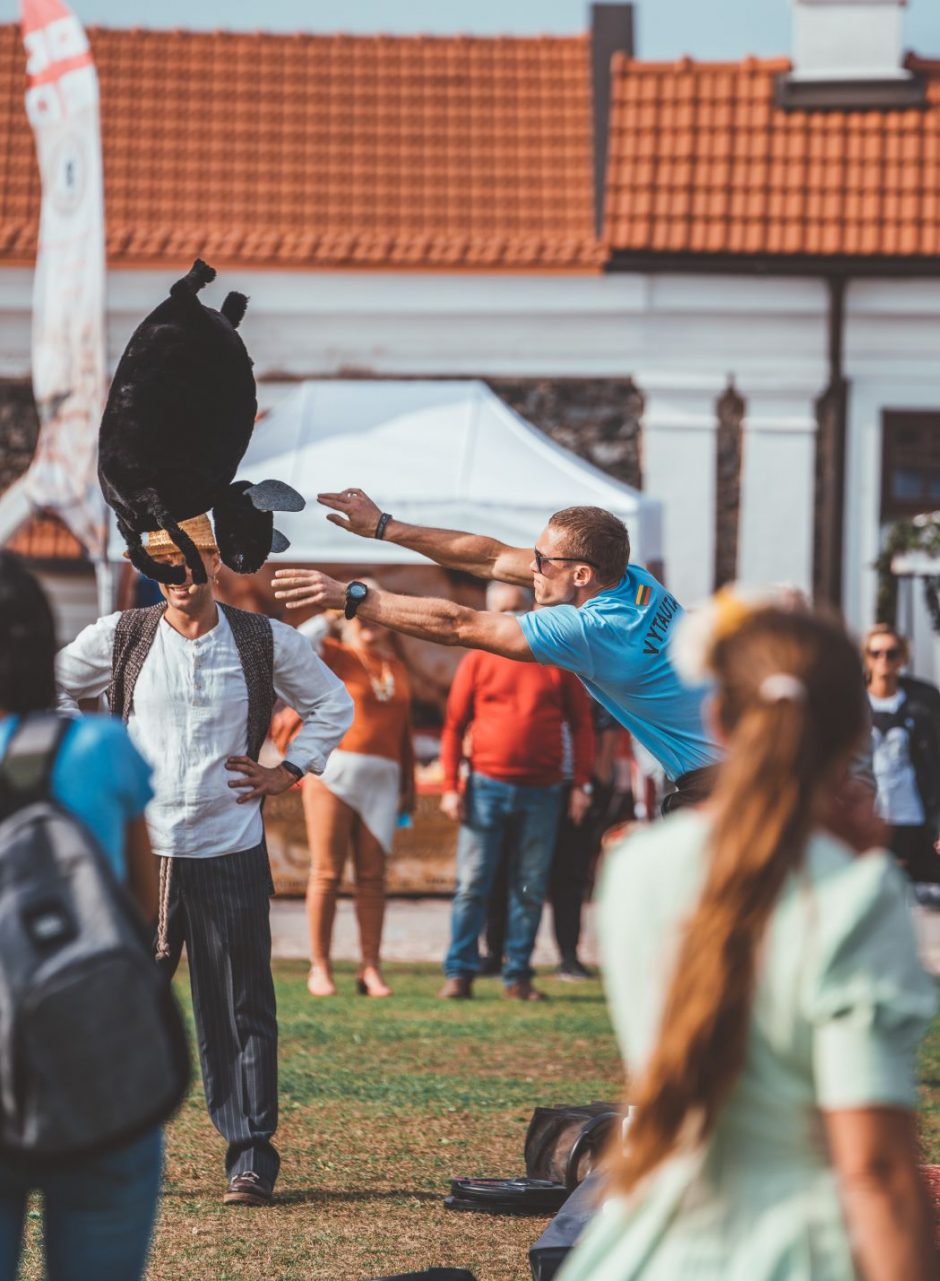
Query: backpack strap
[[0, 713, 70, 821]]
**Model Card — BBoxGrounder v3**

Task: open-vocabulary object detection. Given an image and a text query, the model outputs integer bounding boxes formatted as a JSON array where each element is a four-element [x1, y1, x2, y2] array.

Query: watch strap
[[345, 581, 368, 620], [280, 759, 304, 782]]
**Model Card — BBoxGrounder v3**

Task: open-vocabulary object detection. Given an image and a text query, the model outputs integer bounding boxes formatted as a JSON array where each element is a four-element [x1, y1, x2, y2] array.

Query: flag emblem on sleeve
[[635, 584, 652, 607]]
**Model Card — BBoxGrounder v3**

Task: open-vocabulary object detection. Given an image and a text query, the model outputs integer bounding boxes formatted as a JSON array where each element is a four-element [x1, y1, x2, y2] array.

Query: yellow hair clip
[[712, 587, 756, 643]]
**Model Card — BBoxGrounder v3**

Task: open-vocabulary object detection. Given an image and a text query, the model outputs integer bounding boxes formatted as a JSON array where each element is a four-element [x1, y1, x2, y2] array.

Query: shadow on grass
[[161, 1186, 442, 1206], [273, 1188, 442, 1206]]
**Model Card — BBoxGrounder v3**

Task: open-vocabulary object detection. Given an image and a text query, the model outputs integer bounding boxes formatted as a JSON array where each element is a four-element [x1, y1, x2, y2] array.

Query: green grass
[[23, 961, 623, 1281], [919, 1003, 940, 1162], [17, 965, 940, 1281], [161, 961, 622, 1281]]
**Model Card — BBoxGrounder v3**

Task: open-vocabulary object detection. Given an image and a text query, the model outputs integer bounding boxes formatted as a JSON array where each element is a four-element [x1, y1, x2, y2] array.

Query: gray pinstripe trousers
[[157, 842, 280, 1187]]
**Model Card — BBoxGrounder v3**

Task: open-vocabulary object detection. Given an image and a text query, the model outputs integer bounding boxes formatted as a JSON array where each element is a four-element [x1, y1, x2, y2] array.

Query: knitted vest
[[108, 602, 275, 761]]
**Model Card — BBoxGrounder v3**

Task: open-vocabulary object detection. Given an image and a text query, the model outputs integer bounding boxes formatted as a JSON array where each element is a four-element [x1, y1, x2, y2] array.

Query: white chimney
[[791, 0, 911, 83]]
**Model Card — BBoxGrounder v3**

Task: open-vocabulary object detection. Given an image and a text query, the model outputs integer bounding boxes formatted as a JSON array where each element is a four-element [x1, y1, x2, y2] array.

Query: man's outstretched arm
[[273, 571, 535, 661], [316, 488, 532, 585]]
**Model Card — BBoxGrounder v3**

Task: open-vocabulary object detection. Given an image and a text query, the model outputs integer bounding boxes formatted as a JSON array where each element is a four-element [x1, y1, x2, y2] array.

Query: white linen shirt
[[55, 609, 353, 859]]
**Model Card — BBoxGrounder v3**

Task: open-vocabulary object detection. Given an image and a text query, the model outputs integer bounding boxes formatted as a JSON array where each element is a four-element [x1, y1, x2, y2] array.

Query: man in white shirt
[[57, 515, 353, 1207]]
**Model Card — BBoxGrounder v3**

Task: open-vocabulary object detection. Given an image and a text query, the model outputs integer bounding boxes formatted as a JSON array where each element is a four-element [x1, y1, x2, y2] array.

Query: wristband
[[375, 512, 393, 540], [280, 760, 304, 783]]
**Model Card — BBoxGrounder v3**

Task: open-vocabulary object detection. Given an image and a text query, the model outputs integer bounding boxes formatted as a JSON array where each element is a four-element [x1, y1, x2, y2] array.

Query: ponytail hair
[[0, 552, 57, 715], [609, 607, 866, 1194]]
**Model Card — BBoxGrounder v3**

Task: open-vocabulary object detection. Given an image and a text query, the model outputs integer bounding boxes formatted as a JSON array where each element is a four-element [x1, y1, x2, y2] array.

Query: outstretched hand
[[317, 488, 382, 538], [273, 569, 346, 611]]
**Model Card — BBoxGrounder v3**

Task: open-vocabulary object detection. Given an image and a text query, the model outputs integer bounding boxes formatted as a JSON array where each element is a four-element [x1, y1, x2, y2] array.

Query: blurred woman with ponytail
[[559, 598, 937, 1281]]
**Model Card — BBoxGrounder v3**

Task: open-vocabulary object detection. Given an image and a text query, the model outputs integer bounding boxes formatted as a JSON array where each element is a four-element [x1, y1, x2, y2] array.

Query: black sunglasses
[[868, 646, 901, 661], [534, 548, 599, 573]]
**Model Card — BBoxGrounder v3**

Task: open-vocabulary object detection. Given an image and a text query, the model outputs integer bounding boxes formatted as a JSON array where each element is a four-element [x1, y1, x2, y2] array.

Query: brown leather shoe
[[223, 1171, 273, 1206], [438, 976, 473, 999], [503, 980, 548, 1002]]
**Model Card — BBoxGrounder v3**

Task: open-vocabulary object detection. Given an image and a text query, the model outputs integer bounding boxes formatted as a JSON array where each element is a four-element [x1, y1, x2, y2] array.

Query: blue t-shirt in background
[[519, 566, 721, 782], [0, 714, 153, 880]]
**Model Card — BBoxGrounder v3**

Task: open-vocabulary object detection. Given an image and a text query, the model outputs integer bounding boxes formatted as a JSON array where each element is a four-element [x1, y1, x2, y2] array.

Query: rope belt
[[156, 856, 174, 960]]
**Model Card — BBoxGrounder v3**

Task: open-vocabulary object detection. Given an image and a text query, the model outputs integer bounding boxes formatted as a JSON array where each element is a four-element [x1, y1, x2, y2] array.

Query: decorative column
[[640, 375, 725, 606], [738, 386, 820, 593]]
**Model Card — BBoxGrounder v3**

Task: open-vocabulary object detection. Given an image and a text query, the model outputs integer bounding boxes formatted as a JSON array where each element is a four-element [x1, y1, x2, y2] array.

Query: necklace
[[352, 647, 396, 703]]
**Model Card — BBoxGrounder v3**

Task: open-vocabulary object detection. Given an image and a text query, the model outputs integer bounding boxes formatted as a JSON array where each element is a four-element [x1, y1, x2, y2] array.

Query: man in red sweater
[[438, 585, 595, 1000]]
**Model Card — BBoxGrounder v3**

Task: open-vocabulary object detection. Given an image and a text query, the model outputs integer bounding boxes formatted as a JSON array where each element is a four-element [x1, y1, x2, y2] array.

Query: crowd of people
[[2, 483, 939, 1279]]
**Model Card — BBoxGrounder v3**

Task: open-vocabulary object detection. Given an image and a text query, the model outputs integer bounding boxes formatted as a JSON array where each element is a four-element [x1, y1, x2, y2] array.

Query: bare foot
[[357, 966, 392, 998], [307, 964, 337, 997]]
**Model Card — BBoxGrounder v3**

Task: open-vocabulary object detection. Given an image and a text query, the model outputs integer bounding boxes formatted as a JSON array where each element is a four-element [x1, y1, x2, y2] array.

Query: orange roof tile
[[605, 53, 940, 260], [0, 25, 601, 272], [6, 511, 86, 560]]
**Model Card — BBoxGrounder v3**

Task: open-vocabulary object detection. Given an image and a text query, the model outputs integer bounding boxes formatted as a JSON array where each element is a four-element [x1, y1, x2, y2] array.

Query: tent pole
[[95, 556, 114, 617]]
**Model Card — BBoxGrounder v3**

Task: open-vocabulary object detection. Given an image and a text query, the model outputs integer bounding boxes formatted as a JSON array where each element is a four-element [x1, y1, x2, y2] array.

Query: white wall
[[0, 265, 831, 605], [843, 278, 940, 678], [8, 264, 938, 632]]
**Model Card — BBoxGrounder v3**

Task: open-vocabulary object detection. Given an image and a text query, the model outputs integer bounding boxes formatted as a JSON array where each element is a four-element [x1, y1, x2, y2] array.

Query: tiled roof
[[605, 54, 940, 259], [0, 26, 601, 271], [6, 511, 86, 560]]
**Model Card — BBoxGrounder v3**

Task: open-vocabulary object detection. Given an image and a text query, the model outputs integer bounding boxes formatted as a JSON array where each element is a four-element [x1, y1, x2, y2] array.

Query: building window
[[881, 412, 940, 522]]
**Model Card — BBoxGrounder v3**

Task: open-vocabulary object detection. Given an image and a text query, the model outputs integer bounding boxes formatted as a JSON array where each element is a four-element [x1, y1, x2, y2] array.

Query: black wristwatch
[[345, 580, 369, 620], [280, 759, 303, 783]]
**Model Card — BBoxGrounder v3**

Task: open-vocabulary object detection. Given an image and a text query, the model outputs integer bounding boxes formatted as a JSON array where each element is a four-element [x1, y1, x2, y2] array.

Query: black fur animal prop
[[98, 259, 304, 585]]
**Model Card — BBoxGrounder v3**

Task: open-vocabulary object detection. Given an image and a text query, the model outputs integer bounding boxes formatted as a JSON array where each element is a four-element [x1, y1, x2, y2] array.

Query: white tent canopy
[[108, 379, 663, 568]]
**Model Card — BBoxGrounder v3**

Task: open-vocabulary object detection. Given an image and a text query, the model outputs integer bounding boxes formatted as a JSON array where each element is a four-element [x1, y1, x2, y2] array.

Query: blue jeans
[[444, 772, 563, 984], [0, 1128, 162, 1281]]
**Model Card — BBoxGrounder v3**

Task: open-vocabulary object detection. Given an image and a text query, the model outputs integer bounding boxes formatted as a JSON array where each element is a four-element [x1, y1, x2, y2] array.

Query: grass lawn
[[18, 963, 940, 1281], [151, 961, 621, 1281]]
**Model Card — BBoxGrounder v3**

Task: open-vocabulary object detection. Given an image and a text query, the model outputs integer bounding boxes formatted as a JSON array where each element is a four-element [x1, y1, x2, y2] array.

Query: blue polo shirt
[[518, 566, 721, 782]]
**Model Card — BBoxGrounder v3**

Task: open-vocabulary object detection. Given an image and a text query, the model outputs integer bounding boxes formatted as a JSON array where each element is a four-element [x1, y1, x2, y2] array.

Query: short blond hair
[[861, 621, 909, 666]]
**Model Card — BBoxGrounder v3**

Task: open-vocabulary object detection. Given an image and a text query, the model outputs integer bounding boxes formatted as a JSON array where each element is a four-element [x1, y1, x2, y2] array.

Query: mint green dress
[[558, 812, 937, 1281]]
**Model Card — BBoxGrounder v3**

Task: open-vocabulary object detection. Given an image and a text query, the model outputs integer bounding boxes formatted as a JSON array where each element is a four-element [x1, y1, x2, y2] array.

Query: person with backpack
[[0, 553, 167, 1281], [56, 515, 353, 1207]]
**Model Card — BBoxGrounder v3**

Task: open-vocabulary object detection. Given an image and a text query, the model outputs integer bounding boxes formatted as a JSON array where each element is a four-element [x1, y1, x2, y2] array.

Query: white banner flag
[[21, 0, 107, 557]]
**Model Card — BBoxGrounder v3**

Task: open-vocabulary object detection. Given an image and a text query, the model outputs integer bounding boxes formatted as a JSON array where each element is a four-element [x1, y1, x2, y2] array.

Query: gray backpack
[[0, 713, 189, 1161]]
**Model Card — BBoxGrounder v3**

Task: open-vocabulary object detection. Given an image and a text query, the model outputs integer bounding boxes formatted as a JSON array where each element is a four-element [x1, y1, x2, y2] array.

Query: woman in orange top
[[275, 608, 414, 998]]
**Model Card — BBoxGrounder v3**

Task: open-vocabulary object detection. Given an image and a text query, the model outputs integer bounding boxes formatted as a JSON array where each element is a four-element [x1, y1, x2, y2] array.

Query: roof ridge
[[613, 52, 792, 74], [0, 21, 587, 46], [906, 52, 940, 74]]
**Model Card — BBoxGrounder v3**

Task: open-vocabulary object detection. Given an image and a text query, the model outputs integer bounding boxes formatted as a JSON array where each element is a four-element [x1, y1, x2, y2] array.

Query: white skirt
[[318, 749, 401, 854]]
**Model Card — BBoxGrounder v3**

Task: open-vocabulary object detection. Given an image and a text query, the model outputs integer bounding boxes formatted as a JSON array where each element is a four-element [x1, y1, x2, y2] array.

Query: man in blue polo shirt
[[273, 490, 721, 811]]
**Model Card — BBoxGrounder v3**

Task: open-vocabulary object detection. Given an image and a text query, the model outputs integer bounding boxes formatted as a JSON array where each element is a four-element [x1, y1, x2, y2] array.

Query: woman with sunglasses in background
[[863, 622, 940, 902]]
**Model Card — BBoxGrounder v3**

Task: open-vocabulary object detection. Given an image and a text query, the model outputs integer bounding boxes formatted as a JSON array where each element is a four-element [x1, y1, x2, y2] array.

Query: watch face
[[348, 582, 368, 602]]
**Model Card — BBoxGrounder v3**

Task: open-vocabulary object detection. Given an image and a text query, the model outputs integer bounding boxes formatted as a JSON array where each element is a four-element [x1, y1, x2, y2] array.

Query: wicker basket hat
[[122, 514, 219, 559]]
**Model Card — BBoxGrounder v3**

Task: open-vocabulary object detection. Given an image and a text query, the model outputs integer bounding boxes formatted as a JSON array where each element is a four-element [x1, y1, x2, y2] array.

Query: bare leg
[[302, 777, 354, 997], [351, 817, 391, 997]]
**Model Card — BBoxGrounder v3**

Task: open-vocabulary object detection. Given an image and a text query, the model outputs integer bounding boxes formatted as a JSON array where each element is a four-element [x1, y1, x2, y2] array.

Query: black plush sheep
[[98, 258, 303, 585]]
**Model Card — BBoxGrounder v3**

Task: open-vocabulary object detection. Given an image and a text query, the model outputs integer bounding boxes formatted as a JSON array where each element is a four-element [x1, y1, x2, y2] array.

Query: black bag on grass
[[444, 1177, 569, 1216], [524, 1102, 619, 1189], [370, 1272, 476, 1281], [0, 713, 190, 1162]]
